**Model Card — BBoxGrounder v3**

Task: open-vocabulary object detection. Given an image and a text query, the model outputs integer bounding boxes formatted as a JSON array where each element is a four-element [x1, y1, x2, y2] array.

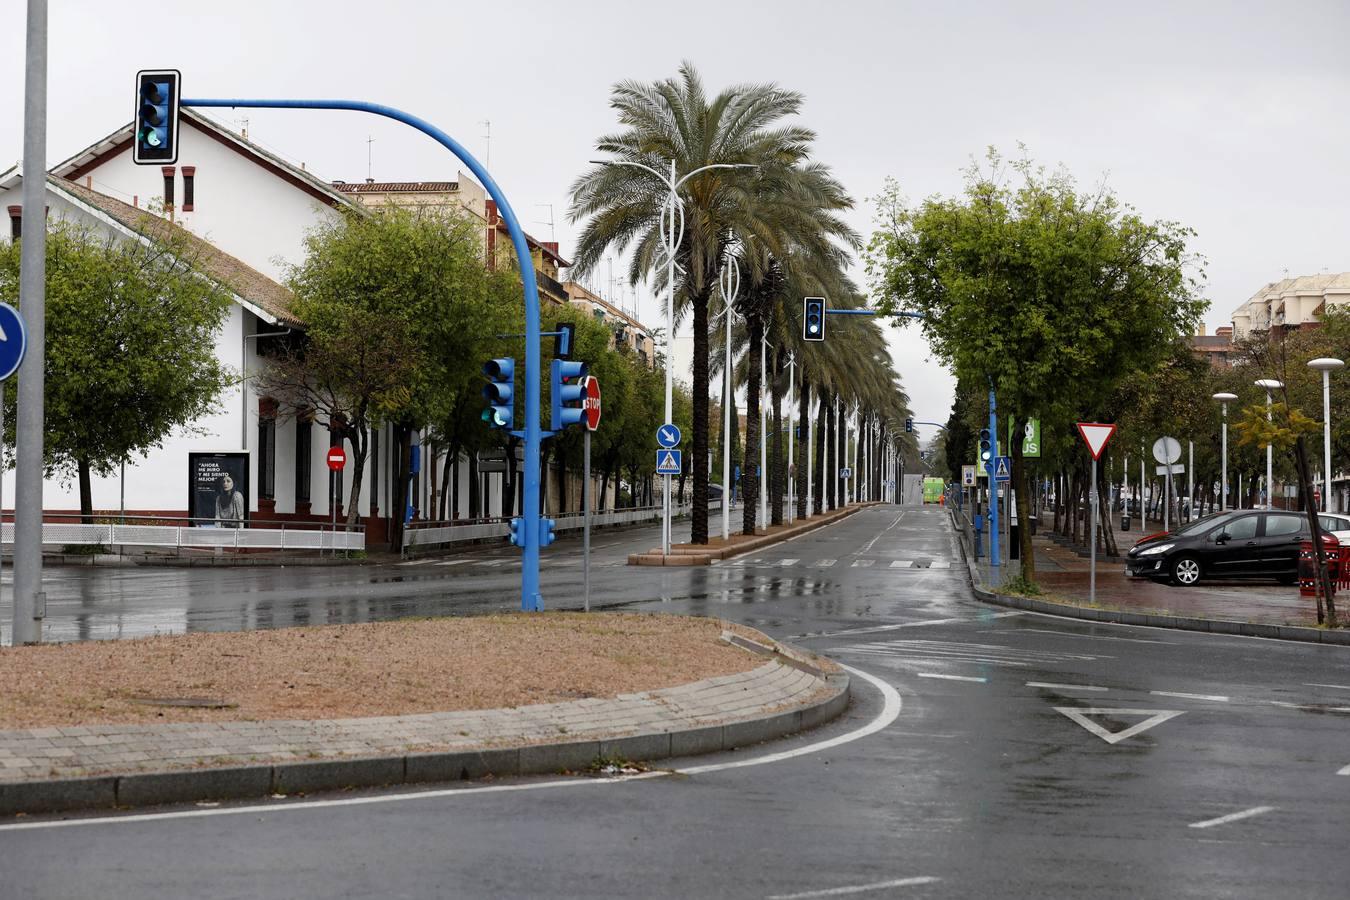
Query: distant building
[[1230, 273, 1350, 338], [563, 280, 656, 368], [1190, 325, 1234, 367]]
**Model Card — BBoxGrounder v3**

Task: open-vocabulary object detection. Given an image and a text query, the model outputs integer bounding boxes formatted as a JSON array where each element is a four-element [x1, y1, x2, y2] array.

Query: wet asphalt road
[[3, 505, 1350, 899]]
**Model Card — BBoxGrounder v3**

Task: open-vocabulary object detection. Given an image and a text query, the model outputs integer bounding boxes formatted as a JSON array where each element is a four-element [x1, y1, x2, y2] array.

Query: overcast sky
[[4, 0, 1349, 436]]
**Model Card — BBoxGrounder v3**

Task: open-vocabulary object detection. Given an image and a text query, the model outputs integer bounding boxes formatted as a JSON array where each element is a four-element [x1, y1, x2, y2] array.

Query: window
[[182, 166, 195, 211], [161, 166, 176, 209], [1264, 514, 1303, 537], [1219, 516, 1259, 541], [258, 415, 276, 500], [7, 205, 18, 241], [295, 413, 311, 503]]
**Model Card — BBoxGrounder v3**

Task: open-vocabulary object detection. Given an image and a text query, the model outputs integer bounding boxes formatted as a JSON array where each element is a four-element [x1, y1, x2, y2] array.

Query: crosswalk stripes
[[852, 559, 875, 568], [814, 559, 837, 568], [889, 560, 913, 568], [929, 560, 951, 569], [779, 559, 799, 567]]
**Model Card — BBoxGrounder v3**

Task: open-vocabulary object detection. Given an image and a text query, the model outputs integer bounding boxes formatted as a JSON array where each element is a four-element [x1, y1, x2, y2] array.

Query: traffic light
[[905, 417, 913, 434], [133, 70, 181, 165], [509, 517, 526, 547], [979, 428, 993, 463], [551, 359, 589, 431], [803, 297, 825, 342], [482, 358, 515, 430], [540, 518, 557, 547]]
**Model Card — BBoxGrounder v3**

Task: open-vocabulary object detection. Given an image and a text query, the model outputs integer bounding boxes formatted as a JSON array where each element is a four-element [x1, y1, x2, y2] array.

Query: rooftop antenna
[[238, 116, 249, 141], [481, 119, 491, 169], [366, 135, 374, 183], [533, 204, 556, 241]]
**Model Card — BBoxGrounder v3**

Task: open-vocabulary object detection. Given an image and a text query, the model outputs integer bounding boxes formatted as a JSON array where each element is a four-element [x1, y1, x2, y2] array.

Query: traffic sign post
[[1076, 422, 1117, 605], [326, 445, 346, 557], [0, 302, 29, 564], [581, 376, 601, 612], [1152, 436, 1181, 532], [656, 422, 680, 556]]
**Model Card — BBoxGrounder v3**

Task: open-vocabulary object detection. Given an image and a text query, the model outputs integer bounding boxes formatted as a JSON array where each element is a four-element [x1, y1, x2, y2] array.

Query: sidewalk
[[629, 502, 880, 566], [0, 629, 847, 817], [957, 513, 1350, 645]]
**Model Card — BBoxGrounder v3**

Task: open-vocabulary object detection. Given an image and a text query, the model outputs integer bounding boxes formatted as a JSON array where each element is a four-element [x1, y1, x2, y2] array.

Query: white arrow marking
[[660, 428, 674, 443], [1188, 806, 1274, 829], [1055, 707, 1184, 744], [767, 876, 940, 899]]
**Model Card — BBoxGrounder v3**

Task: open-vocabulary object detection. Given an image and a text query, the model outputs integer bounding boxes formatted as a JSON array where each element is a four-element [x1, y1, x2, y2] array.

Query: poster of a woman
[[188, 452, 250, 527]]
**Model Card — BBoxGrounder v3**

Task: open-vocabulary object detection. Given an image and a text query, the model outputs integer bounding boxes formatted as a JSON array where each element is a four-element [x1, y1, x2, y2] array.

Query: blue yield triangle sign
[[994, 456, 1012, 482], [656, 449, 682, 475]]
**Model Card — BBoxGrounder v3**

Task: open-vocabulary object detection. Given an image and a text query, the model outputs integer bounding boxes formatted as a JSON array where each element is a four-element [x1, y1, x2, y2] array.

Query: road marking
[[1305, 683, 1350, 691], [779, 559, 799, 567], [797, 612, 1023, 639], [434, 559, 473, 567], [851, 559, 875, 568], [0, 668, 901, 833], [813, 559, 837, 568], [398, 559, 437, 566], [1009, 628, 1168, 645], [1189, 806, 1275, 829], [889, 560, 913, 568], [928, 560, 951, 569], [856, 511, 906, 555], [917, 673, 987, 683], [767, 876, 940, 899], [1027, 682, 1108, 692], [1055, 707, 1184, 744], [1338, 764, 1350, 776], [1151, 691, 1229, 703]]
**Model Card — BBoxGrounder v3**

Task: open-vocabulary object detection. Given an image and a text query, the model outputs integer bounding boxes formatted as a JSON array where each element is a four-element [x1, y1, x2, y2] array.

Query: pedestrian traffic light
[[540, 518, 557, 547], [133, 70, 181, 165], [979, 428, 993, 463], [803, 297, 825, 342], [551, 358, 588, 431], [509, 517, 525, 547], [482, 358, 515, 430], [905, 417, 913, 434]]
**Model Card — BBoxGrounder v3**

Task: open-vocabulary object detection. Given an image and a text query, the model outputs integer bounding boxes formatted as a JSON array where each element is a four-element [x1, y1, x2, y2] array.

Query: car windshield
[[1174, 512, 1237, 537]]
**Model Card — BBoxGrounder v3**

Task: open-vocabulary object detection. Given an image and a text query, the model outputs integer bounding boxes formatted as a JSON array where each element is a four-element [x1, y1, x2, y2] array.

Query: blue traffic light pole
[[181, 97, 548, 611], [987, 385, 1000, 568]]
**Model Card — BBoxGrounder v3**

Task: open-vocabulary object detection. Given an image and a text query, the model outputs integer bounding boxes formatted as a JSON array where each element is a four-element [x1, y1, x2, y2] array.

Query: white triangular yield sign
[[1076, 423, 1116, 460], [1055, 707, 1184, 744]]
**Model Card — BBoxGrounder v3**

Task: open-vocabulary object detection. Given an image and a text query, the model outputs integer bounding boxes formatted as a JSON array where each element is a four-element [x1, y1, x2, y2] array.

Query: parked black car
[[1125, 510, 1350, 586]]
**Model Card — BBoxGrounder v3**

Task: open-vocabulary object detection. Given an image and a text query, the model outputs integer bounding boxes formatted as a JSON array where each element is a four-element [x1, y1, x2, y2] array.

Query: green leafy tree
[[0, 223, 233, 520]]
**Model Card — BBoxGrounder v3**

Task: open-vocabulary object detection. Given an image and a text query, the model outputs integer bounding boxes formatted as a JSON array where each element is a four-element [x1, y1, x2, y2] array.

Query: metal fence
[[0, 516, 366, 553], [404, 503, 687, 551]]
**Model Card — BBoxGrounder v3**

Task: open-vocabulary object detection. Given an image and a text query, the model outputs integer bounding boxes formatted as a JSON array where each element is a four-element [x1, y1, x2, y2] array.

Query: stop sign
[[327, 446, 347, 471], [582, 376, 601, 431]]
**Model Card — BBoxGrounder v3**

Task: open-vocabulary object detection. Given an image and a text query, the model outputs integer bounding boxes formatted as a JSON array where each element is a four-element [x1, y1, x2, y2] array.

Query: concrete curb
[[954, 518, 1350, 646], [628, 502, 882, 566], [0, 648, 849, 818]]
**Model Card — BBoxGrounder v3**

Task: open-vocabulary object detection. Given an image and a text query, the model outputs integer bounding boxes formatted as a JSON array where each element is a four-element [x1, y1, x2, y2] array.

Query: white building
[[1230, 272, 1350, 339]]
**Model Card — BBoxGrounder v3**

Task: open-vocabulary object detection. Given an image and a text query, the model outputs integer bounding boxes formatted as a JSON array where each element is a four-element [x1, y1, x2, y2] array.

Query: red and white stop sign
[[327, 446, 347, 471], [582, 376, 602, 431]]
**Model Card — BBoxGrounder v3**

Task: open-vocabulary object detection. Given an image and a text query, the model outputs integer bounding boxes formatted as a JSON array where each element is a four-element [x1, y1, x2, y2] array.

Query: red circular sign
[[582, 376, 602, 431], [327, 446, 347, 471]]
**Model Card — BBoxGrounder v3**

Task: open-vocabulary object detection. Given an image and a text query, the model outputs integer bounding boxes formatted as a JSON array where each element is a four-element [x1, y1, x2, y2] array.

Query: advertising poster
[[187, 452, 250, 527]]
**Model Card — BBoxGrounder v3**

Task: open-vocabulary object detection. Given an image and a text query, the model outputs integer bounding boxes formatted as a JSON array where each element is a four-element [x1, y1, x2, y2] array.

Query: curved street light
[[1212, 392, 1238, 510], [1308, 358, 1344, 511], [1255, 379, 1284, 508]]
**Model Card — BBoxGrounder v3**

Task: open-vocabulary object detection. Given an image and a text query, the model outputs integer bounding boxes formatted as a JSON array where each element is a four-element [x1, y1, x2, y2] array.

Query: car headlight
[[1139, 543, 1174, 556]]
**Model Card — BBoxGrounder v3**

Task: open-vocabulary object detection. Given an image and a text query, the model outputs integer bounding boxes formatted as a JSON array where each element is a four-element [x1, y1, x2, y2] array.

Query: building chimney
[[366, 177, 374, 184]]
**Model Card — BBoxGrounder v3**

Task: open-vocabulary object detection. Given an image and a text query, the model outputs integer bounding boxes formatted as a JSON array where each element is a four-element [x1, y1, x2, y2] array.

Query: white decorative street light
[[1308, 358, 1344, 512], [1212, 392, 1238, 511], [716, 256, 741, 542], [1255, 379, 1284, 509], [786, 351, 796, 525], [589, 159, 756, 556]]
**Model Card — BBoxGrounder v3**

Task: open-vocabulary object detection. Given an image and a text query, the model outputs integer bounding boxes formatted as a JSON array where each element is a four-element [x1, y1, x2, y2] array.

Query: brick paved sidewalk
[[0, 649, 848, 815]]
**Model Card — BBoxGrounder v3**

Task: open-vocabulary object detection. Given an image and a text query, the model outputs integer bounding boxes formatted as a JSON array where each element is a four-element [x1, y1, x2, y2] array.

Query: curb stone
[[628, 502, 882, 566], [0, 646, 849, 818]]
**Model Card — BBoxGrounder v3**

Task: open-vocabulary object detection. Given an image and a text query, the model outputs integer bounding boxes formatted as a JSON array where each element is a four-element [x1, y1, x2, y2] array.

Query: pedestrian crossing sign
[[656, 449, 682, 475], [994, 456, 1012, 482]]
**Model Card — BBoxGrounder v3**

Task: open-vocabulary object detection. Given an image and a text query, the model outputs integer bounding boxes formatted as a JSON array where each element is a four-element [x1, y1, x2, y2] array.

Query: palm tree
[[569, 63, 825, 544]]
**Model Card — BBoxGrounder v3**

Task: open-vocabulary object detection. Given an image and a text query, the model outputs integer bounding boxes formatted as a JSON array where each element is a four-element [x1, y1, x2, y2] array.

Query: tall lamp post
[[1212, 392, 1238, 511], [1308, 358, 1344, 512], [716, 255, 741, 542], [589, 159, 756, 557], [1255, 379, 1284, 509]]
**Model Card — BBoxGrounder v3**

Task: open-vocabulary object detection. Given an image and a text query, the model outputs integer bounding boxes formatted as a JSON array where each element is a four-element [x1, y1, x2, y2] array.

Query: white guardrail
[[0, 522, 366, 553], [405, 504, 689, 549]]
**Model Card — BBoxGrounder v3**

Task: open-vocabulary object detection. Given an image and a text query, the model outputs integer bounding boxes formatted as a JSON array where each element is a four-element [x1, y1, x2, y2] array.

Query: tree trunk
[[1097, 456, 1118, 558], [797, 377, 810, 519], [388, 424, 411, 550], [771, 344, 784, 526], [1011, 416, 1035, 581], [78, 456, 94, 524], [825, 395, 836, 511], [468, 452, 480, 519], [691, 285, 711, 544], [345, 425, 369, 530], [1294, 435, 1337, 626], [742, 313, 762, 536], [813, 388, 826, 515]]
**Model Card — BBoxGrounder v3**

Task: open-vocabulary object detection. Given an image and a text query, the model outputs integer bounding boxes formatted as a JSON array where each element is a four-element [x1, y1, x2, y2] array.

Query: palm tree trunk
[[825, 396, 836, 510], [691, 286, 712, 544], [797, 376, 810, 519], [742, 312, 762, 535], [771, 343, 784, 526]]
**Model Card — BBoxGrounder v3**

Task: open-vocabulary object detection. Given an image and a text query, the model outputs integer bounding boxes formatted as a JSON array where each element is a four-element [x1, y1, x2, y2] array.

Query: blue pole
[[987, 386, 1000, 568], [182, 97, 546, 611]]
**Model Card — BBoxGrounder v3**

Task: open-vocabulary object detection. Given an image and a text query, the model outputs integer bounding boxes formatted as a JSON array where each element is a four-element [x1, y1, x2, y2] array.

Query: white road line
[[1188, 806, 1275, 829], [851, 559, 875, 568], [856, 511, 906, 556], [1151, 691, 1229, 702], [1305, 683, 1350, 691], [767, 876, 940, 899], [779, 559, 799, 567], [889, 560, 913, 568], [0, 669, 901, 833], [928, 560, 951, 569], [917, 673, 987, 683], [399, 559, 436, 566], [434, 559, 472, 567], [1337, 764, 1350, 776], [1009, 628, 1168, 645], [1026, 682, 1108, 692], [814, 559, 837, 568], [799, 612, 1022, 639]]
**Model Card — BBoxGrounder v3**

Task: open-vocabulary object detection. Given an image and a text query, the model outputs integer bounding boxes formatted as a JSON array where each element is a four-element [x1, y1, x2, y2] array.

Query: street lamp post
[[759, 323, 768, 530], [589, 159, 756, 557], [1308, 358, 1344, 512], [1213, 392, 1238, 511], [787, 352, 795, 525], [717, 256, 741, 543], [1255, 379, 1284, 509]]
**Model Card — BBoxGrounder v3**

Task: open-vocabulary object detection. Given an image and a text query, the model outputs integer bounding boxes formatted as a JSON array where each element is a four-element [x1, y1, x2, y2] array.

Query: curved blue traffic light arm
[[182, 97, 548, 611]]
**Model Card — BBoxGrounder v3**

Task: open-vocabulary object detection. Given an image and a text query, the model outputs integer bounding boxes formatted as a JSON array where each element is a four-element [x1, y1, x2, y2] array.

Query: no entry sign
[[327, 446, 347, 471], [582, 376, 601, 431]]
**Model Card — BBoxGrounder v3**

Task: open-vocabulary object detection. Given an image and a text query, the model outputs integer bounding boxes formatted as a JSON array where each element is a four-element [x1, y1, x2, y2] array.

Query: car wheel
[[1170, 554, 1202, 586]]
